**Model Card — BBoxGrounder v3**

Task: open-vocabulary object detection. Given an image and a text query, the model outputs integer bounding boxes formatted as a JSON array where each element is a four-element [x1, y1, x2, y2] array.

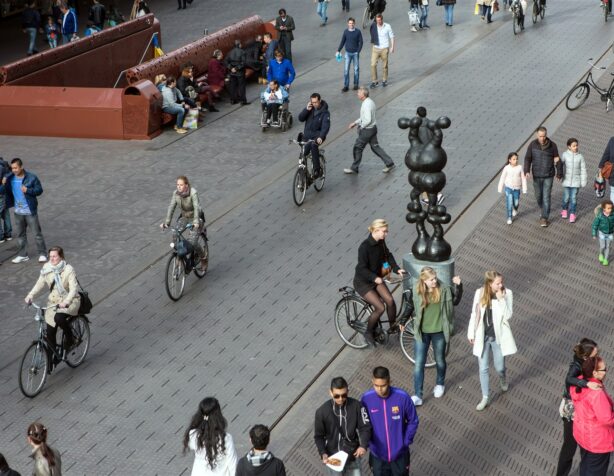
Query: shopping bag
[[408, 9, 420, 25], [183, 109, 199, 130]]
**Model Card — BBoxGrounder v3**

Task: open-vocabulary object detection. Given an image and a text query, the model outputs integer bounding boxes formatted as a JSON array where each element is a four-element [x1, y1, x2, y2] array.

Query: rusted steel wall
[[0, 14, 160, 88], [122, 80, 162, 140], [126, 15, 268, 84]]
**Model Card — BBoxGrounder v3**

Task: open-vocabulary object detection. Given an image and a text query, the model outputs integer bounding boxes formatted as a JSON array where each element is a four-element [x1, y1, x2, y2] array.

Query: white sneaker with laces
[[433, 385, 445, 398], [507, 218, 512, 225], [343, 168, 356, 174], [512, 208, 518, 217], [12, 255, 29, 263], [476, 396, 489, 411], [411, 395, 423, 406], [38, 255, 48, 263]]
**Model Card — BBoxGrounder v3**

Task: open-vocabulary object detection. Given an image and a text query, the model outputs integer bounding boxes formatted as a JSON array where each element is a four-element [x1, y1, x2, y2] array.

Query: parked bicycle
[[334, 275, 449, 366], [19, 303, 90, 398], [290, 135, 327, 206], [565, 58, 614, 112], [165, 222, 208, 301], [531, 0, 545, 23]]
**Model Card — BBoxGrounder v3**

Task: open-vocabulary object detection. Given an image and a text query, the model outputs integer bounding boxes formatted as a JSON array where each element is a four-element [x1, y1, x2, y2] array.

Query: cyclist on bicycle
[[367, 0, 387, 19], [160, 175, 207, 269], [25, 246, 80, 350], [510, 0, 525, 29], [298, 92, 330, 179], [353, 218, 406, 347]]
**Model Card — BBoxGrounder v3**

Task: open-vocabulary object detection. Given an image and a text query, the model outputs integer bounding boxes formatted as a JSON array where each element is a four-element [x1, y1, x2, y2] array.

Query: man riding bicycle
[[298, 93, 330, 179], [367, 0, 386, 19]]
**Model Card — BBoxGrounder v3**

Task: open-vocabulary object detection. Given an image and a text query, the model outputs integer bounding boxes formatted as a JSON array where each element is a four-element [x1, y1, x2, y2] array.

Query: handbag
[[601, 160, 613, 180], [76, 278, 93, 315], [408, 9, 420, 25]]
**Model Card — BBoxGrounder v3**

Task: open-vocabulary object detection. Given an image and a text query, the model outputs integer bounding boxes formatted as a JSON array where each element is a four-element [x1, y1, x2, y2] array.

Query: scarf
[[177, 186, 191, 199], [41, 260, 67, 295]]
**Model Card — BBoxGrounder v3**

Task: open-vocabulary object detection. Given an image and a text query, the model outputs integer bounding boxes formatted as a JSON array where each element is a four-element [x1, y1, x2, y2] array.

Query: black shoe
[[312, 168, 322, 179], [241, 101, 251, 106], [209, 106, 219, 112], [387, 324, 400, 335], [230, 100, 237, 105], [342, 86, 349, 92], [364, 333, 377, 348], [353, 85, 359, 90]]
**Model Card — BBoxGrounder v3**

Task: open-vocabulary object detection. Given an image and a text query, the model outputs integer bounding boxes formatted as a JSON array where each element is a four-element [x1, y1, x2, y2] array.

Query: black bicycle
[[165, 222, 208, 301], [334, 276, 449, 366], [19, 303, 91, 398], [531, 0, 545, 23], [511, 0, 524, 34], [290, 136, 326, 206], [362, 0, 382, 28], [565, 58, 614, 112]]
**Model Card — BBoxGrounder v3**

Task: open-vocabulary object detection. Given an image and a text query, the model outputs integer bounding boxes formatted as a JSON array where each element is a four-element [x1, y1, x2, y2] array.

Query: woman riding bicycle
[[24, 246, 80, 350], [161, 175, 207, 268], [353, 218, 406, 347]]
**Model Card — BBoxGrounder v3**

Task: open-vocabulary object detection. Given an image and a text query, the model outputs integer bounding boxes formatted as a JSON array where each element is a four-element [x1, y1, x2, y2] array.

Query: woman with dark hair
[[0, 452, 21, 476], [183, 397, 237, 475], [556, 339, 601, 476], [570, 356, 614, 476], [27, 422, 62, 476]]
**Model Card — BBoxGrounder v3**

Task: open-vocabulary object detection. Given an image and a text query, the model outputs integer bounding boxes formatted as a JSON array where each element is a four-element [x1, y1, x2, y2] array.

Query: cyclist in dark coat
[[298, 93, 330, 179]]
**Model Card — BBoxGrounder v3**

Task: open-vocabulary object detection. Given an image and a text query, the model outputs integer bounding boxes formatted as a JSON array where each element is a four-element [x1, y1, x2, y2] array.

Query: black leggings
[[46, 312, 74, 348], [362, 283, 396, 334], [556, 419, 576, 476]]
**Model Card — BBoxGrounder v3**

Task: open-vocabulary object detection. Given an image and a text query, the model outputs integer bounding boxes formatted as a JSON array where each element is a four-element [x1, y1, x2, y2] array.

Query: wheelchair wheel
[[288, 113, 293, 129]]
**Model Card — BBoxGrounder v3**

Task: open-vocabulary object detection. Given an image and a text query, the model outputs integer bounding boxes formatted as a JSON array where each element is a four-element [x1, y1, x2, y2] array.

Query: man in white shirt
[[344, 87, 395, 174], [369, 14, 394, 88]]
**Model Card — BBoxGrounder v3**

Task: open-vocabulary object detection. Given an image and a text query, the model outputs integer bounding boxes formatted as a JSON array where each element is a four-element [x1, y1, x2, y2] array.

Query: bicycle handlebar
[[288, 139, 316, 146], [587, 58, 607, 71]]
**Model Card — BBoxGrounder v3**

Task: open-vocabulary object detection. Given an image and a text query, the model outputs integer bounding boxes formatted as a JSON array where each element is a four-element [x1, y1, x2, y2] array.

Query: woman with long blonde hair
[[403, 266, 462, 406], [467, 270, 516, 411], [353, 219, 407, 347]]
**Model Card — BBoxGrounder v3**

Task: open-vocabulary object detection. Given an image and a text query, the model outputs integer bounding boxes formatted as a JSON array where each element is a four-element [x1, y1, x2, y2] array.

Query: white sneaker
[[433, 385, 445, 398], [411, 26, 418, 32], [512, 208, 518, 217], [38, 255, 48, 263], [411, 395, 423, 406], [12, 255, 29, 263], [476, 396, 489, 411], [507, 218, 512, 225], [343, 168, 357, 174]]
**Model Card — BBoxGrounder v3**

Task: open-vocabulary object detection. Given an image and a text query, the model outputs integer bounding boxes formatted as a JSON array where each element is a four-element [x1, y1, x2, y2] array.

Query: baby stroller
[[260, 84, 293, 133]]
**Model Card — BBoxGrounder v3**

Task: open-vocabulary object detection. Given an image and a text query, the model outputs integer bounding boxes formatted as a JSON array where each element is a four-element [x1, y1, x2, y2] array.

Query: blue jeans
[[443, 4, 454, 24], [533, 176, 554, 219], [478, 336, 505, 397], [0, 207, 12, 239], [317, 1, 328, 23], [163, 104, 186, 128], [561, 187, 578, 215], [419, 4, 429, 26], [505, 187, 520, 219], [481, 4, 492, 20], [25, 27, 37, 54], [413, 331, 446, 399], [344, 52, 359, 88]]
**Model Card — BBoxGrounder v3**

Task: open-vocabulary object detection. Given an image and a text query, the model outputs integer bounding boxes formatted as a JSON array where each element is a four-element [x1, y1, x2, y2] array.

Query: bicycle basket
[[176, 238, 193, 257]]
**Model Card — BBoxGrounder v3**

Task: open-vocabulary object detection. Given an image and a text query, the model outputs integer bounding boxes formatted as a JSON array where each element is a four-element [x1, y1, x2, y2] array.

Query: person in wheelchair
[[260, 79, 288, 127]]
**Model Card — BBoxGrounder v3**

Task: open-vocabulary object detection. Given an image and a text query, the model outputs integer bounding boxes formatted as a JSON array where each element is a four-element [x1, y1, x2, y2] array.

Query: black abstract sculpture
[[398, 113, 452, 262]]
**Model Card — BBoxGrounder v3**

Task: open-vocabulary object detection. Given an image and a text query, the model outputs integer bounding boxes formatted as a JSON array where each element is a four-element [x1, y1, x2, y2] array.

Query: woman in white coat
[[467, 270, 517, 411]]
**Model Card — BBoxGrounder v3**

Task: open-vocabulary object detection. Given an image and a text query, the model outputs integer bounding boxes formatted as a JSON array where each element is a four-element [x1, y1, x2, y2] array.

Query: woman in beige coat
[[25, 246, 80, 350], [476, 0, 494, 22]]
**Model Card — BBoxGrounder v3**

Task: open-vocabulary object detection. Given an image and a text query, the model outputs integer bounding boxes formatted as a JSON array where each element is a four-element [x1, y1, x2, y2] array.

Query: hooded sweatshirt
[[235, 451, 286, 476]]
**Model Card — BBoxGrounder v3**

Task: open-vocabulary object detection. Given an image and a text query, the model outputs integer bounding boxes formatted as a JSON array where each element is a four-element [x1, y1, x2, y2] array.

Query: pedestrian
[[569, 356, 614, 476], [591, 199, 614, 266], [419, 0, 430, 29], [361, 367, 419, 476], [59, 2, 78, 44], [369, 14, 394, 88], [44, 16, 59, 48], [400, 266, 463, 406], [337, 17, 363, 92], [316, 0, 329, 26], [26, 422, 62, 476], [477, 0, 493, 22], [136, 0, 150, 17], [497, 152, 527, 225], [298, 93, 330, 179], [555, 338, 600, 476], [560, 138, 587, 223], [441, 0, 456, 26], [599, 137, 614, 204], [314, 377, 371, 475], [409, 0, 421, 31], [0, 453, 21, 476], [262, 33, 279, 83], [274, 9, 295, 62], [4, 158, 47, 263], [177, 0, 187, 10], [344, 87, 394, 174], [88, 0, 106, 30], [183, 397, 238, 476], [225, 39, 250, 106], [523, 126, 562, 227], [266, 50, 295, 91], [207, 50, 227, 96], [342, 0, 351, 11], [466, 271, 516, 411], [160, 76, 190, 134], [236, 425, 287, 476], [21, 2, 41, 56], [0, 157, 12, 243]]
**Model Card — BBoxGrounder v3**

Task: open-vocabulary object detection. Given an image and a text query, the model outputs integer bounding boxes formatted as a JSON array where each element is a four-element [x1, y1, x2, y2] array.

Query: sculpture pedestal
[[402, 253, 455, 289]]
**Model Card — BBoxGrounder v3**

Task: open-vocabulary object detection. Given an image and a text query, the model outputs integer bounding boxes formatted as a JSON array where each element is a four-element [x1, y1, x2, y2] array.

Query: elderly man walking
[[344, 87, 394, 174]]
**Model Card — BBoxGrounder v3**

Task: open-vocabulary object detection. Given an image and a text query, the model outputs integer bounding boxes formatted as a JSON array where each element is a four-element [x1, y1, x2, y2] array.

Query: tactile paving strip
[[282, 77, 614, 476]]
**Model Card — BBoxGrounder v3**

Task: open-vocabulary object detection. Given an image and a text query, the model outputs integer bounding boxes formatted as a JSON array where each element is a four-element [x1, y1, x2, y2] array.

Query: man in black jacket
[[236, 425, 286, 476], [88, 0, 106, 30], [274, 9, 295, 62], [21, 2, 40, 56], [225, 39, 250, 105], [298, 93, 330, 178], [523, 126, 562, 227], [314, 376, 371, 475]]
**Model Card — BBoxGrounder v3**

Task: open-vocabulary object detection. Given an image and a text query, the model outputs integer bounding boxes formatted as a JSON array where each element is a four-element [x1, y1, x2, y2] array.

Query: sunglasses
[[595, 368, 607, 372], [332, 393, 348, 400]]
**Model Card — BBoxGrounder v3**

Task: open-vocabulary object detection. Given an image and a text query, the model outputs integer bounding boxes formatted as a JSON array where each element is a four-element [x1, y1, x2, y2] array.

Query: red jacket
[[570, 377, 614, 453], [207, 58, 226, 88]]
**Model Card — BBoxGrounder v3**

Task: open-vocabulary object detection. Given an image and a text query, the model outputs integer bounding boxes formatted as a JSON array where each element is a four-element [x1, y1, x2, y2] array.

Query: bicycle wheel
[[314, 156, 326, 192], [334, 296, 371, 349], [399, 317, 437, 368], [65, 316, 90, 368], [512, 12, 519, 34], [194, 236, 208, 278], [165, 254, 186, 301], [532, 2, 537, 22], [292, 168, 307, 206], [362, 7, 370, 28], [565, 83, 590, 111], [19, 342, 49, 398]]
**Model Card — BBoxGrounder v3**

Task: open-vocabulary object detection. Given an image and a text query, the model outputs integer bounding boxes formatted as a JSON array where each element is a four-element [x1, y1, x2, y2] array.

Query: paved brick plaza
[[1, 0, 614, 474]]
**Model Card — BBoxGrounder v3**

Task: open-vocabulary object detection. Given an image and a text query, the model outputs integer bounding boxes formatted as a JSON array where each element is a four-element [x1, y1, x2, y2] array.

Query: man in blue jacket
[[4, 158, 47, 263], [267, 50, 295, 91], [60, 2, 78, 44], [361, 366, 418, 476], [298, 93, 330, 179]]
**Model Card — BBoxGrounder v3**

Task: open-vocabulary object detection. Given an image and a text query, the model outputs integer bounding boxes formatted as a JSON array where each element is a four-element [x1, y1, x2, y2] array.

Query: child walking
[[592, 199, 614, 266], [497, 152, 527, 225], [44, 16, 58, 49], [560, 138, 587, 223]]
